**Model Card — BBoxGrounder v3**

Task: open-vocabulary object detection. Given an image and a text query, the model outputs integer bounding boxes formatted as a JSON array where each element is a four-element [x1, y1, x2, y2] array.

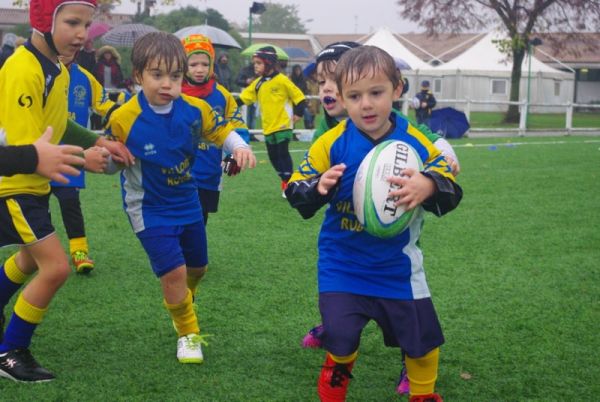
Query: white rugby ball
[[353, 140, 423, 238]]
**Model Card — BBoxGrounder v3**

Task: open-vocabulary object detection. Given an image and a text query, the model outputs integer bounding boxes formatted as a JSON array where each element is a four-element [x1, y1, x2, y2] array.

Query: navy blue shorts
[[0, 194, 54, 247], [136, 221, 208, 277], [318, 292, 444, 358]]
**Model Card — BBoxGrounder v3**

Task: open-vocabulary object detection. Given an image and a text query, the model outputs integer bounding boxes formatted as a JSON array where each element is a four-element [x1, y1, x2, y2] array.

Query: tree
[[396, 0, 600, 122], [246, 2, 307, 34]]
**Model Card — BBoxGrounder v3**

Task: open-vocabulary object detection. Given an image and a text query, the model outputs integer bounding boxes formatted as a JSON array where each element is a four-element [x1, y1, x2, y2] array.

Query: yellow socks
[[329, 351, 358, 364], [4, 254, 29, 285], [405, 347, 440, 396], [164, 289, 199, 337], [69, 237, 89, 254], [14, 293, 48, 325]]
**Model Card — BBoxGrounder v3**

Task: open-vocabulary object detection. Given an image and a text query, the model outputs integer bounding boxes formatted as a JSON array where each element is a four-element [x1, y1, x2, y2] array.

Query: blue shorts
[[318, 292, 444, 358], [136, 221, 208, 277], [0, 194, 55, 247]]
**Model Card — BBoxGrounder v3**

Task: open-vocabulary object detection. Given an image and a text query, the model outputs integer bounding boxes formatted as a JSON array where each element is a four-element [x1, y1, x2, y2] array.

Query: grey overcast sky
[[0, 0, 421, 34]]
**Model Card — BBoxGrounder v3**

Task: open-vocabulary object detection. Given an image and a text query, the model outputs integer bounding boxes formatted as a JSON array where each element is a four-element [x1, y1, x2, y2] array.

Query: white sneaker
[[177, 334, 205, 364]]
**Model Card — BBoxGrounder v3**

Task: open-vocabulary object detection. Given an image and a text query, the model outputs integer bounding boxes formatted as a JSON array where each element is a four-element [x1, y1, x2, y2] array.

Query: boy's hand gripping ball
[[353, 140, 423, 238]]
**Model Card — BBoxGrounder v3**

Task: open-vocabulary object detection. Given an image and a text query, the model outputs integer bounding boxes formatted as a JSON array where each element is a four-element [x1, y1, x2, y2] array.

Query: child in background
[[51, 52, 120, 274], [105, 32, 255, 365], [0, 0, 133, 383], [285, 46, 463, 402], [181, 34, 250, 225], [238, 46, 306, 196], [302, 41, 461, 395]]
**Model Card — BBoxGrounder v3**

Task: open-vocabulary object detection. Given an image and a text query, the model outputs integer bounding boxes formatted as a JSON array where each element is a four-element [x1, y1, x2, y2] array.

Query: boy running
[[286, 46, 463, 402], [0, 0, 132, 383], [238, 46, 306, 196], [105, 32, 255, 364]]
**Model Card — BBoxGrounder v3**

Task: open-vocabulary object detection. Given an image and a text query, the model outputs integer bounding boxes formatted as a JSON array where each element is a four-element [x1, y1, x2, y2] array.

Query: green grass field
[[1, 136, 599, 401]]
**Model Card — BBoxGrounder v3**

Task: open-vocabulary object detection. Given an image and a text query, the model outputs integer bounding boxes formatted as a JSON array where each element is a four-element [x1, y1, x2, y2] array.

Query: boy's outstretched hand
[[232, 147, 257, 172], [387, 168, 435, 211], [83, 146, 110, 173], [318, 163, 346, 195], [34, 126, 84, 184], [95, 137, 135, 166]]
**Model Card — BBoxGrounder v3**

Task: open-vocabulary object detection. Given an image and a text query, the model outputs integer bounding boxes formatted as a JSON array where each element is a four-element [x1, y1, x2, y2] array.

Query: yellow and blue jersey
[[289, 113, 457, 300], [107, 91, 232, 233], [52, 63, 115, 189], [192, 81, 248, 192], [0, 42, 69, 197], [239, 73, 305, 135]]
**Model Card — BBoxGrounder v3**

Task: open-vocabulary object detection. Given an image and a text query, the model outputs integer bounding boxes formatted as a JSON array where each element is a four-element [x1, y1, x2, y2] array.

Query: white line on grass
[[252, 139, 600, 154]]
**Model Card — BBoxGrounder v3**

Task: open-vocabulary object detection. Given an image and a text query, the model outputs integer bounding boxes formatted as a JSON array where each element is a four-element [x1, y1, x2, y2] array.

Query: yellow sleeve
[[239, 77, 259, 105], [289, 121, 347, 184], [284, 76, 306, 106], [79, 66, 116, 117], [182, 94, 233, 147], [106, 96, 140, 144], [219, 84, 248, 131], [407, 123, 455, 181]]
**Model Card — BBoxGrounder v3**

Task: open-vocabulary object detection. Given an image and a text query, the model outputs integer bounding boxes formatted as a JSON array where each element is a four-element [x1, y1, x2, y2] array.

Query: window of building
[[554, 80, 560, 97], [491, 79, 507, 95], [433, 78, 442, 94]]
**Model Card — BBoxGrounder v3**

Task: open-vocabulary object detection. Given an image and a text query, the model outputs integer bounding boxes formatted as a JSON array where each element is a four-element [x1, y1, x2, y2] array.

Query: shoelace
[[327, 363, 353, 387], [186, 333, 211, 348], [13, 349, 39, 367], [72, 251, 89, 262]]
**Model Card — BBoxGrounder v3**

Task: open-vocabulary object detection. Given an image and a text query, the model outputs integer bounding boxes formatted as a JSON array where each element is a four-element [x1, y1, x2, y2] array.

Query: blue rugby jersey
[[289, 113, 456, 300], [190, 81, 248, 191], [107, 91, 231, 232], [52, 63, 114, 188]]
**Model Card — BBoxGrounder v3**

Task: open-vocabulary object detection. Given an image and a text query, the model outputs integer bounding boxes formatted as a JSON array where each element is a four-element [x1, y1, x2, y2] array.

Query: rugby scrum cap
[[182, 34, 215, 78], [253, 46, 278, 66], [30, 0, 97, 35], [315, 41, 360, 64]]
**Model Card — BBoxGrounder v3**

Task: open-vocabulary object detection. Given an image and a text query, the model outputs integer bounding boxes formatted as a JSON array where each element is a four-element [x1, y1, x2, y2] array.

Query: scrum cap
[[30, 0, 96, 35]]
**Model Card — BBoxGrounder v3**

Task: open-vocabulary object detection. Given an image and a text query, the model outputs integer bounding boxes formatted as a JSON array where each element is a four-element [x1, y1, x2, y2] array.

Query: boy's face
[[340, 70, 401, 140], [253, 57, 266, 76], [53, 4, 94, 59], [316, 62, 345, 118], [136, 59, 183, 106], [187, 52, 211, 83]]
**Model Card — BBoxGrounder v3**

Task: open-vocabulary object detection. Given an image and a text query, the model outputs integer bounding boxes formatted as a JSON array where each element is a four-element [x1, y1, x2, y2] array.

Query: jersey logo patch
[[144, 143, 157, 156], [18, 94, 33, 108]]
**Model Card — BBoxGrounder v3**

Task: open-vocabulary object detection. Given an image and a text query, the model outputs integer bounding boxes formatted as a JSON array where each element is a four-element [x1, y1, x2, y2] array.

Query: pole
[[525, 42, 532, 129], [248, 9, 253, 45]]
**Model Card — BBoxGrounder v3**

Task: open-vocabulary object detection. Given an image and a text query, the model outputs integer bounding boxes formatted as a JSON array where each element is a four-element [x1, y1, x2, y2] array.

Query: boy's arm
[[237, 79, 257, 106], [420, 169, 462, 216], [0, 145, 38, 176], [286, 135, 339, 219], [63, 119, 134, 166], [223, 89, 250, 139]]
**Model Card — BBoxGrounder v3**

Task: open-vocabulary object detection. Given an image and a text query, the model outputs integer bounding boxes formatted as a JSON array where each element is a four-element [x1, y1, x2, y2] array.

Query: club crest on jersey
[[73, 85, 87, 107]]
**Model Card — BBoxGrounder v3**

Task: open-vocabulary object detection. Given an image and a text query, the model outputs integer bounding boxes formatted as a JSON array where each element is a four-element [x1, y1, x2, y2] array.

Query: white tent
[[416, 32, 575, 112], [363, 27, 431, 70]]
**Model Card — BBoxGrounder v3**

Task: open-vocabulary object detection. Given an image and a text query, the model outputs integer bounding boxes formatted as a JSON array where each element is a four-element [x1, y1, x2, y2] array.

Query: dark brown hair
[[335, 46, 399, 92], [131, 32, 187, 80]]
